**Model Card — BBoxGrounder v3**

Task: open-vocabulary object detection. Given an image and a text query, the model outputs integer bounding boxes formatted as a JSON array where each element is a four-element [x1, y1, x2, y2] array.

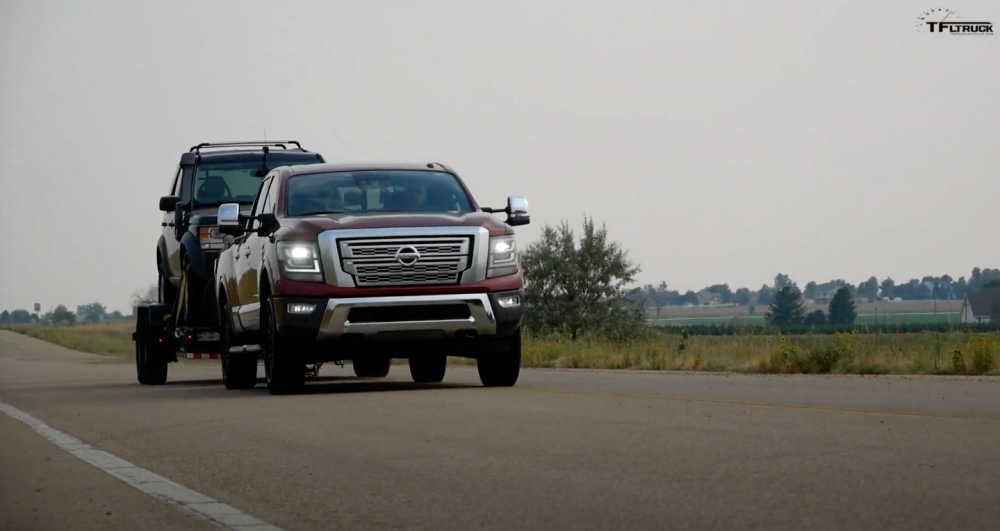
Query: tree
[[76, 302, 107, 324], [0, 310, 10, 326], [765, 286, 806, 326], [704, 284, 733, 304], [734, 287, 752, 306], [827, 287, 857, 325], [130, 283, 158, 314], [677, 290, 700, 305], [774, 273, 795, 291], [804, 309, 827, 326], [520, 216, 644, 340], [879, 277, 896, 299], [857, 276, 879, 302], [50, 305, 76, 327], [803, 281, 818, 301], [9, 309, 34, 324], [757, 285, 775, 304], [642, 282, 675, 324]]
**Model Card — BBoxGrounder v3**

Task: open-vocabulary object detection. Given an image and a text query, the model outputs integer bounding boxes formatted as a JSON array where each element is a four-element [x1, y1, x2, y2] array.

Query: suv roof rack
[[189, 141, 305, 153]]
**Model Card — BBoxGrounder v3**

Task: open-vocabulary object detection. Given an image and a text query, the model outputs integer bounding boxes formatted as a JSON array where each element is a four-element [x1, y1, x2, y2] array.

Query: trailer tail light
[[198, 226, 225, 250]]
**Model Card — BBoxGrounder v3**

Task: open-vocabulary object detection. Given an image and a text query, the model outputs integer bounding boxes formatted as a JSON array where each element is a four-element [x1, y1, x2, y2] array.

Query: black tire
[[220, 303, 257, 390], [477, 330, 521, 387], [353, 357, 391, 378], [262, 298, 305, 395], [409, 354, 446, 383], [135, 315, 168, 385]]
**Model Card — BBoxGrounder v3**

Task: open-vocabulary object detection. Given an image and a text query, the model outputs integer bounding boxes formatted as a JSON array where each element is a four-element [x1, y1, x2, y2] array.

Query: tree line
[[637, 269, 1000, 311], [0, 302, 131, 327]]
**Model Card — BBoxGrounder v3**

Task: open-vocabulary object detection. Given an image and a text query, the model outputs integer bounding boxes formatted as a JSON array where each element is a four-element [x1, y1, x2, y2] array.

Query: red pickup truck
[[214, 162, 529, 395]]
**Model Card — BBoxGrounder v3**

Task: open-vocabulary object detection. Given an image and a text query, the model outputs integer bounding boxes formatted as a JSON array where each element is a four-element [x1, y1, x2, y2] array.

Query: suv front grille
[[338, 236, 472, 287]]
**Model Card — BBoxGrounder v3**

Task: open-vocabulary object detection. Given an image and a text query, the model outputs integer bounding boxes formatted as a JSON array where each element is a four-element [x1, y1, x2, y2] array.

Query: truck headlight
[[487, 235, 518, 278], [277, 241, 322, 280]]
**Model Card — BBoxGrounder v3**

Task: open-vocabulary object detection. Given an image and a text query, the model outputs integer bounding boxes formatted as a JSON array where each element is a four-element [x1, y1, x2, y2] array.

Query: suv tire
[[477, 329, 521, 387], [220, 303, 257, 390], [263, 298, 306, 395], [409, 354, 446, 383], [353, 357, 391, 378]]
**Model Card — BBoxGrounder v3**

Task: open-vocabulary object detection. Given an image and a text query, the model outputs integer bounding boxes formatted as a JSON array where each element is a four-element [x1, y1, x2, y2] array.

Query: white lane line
[[0, 400, 286, 531]]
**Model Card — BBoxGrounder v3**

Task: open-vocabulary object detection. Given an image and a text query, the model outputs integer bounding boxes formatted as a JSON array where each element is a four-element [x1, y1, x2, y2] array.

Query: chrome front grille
[[338, 236, 472, 287]]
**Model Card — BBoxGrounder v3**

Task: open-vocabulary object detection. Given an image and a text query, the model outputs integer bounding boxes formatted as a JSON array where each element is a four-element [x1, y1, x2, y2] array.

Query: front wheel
[[262, 298, 306, 395], [477, 330, 521, 387]]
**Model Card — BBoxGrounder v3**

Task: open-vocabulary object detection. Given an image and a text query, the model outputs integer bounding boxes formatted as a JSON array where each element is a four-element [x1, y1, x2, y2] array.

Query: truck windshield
[[193, 156, 322, 207], [285, 170, 475, 216]]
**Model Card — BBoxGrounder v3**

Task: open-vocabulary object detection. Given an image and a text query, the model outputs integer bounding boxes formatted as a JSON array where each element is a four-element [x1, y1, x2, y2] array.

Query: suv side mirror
[[217, 203, 244, 236], [505, 196, 530, 226], [159, 195, 180, 212]]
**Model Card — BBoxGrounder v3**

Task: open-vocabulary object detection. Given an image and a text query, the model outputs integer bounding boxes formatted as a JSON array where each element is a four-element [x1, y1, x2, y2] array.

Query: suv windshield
[[193, 156, 322, 207], [285, 170, 475, 216]]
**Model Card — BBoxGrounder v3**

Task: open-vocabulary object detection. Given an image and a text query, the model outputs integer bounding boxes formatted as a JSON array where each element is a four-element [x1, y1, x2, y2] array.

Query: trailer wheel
[[135, 317, 168, 386]]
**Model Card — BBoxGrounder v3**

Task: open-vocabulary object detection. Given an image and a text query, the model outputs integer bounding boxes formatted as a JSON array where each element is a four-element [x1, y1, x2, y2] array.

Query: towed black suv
[[156, 141, 325, 328]]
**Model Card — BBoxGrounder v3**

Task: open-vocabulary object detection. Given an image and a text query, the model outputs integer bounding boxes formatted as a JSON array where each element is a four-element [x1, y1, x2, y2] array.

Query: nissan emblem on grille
[[395, 246, 421, 266]]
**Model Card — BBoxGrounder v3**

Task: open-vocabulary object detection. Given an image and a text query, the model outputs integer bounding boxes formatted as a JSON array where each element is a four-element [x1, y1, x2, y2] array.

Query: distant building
[[960, 288, 1000, 324]]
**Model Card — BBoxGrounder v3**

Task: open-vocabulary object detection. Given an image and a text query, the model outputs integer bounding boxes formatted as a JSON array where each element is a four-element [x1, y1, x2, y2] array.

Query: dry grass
[[522, 330, 1000, 375], [6, 322, 998, 376], [8, 322, 135, 357]]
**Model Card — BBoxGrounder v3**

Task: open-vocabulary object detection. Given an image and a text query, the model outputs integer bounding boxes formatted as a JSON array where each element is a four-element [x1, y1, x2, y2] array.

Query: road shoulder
[[0, 414, 218, 531]]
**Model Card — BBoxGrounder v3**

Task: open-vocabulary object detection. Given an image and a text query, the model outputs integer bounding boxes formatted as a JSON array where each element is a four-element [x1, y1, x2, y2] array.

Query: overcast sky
[[1, 0, 997, 313]]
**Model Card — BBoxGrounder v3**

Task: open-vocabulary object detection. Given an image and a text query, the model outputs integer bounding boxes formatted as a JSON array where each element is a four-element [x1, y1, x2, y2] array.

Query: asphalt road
[[1, 330, 999, 531]]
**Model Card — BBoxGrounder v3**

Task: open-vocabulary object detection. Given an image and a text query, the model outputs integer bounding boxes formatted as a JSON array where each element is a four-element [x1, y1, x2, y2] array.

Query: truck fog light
[[498, 296, 520, 308], [287, 303, 317, 314]]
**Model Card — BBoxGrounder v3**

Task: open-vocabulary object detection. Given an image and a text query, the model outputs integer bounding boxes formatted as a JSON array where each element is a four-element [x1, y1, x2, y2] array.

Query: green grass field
[[6, 322, 999, 376]]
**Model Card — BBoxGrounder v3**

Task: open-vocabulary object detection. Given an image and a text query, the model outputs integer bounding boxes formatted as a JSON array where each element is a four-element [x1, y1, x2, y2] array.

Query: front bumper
[[271, 290, 523, 359]]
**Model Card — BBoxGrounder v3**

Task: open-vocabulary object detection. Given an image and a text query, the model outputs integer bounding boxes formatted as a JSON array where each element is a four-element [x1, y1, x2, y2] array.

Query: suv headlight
[[487, 235, 518, 278], [277, 241, 322, 281]]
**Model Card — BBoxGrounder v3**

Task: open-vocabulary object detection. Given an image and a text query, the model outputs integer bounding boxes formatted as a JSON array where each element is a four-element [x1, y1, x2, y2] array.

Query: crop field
[[6, 319, 998, 376]]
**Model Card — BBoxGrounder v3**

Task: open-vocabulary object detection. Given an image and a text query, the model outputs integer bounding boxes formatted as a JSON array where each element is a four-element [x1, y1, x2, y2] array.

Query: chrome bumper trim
[[316, 293, 497, 340]]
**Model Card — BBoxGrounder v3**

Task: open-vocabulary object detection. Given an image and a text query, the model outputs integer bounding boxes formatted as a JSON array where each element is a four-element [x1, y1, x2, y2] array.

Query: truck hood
[[278, 211, 514, 238]]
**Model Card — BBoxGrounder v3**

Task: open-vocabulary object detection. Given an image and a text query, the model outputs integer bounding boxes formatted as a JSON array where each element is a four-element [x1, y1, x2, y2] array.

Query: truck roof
[[287, 161, 457, 175]]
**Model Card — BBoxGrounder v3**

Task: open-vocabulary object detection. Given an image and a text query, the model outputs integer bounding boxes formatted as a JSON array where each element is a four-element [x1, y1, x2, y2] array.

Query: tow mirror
[[505, 196, 530, 226], [159, 195, 180, 212], [217, 203, 244, 235]]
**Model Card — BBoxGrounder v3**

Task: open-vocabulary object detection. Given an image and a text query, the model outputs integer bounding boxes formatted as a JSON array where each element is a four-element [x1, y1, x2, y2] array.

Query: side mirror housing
[[217, 203, 244, 236], [159, 195, 180, 212], [505, 196, 530, 226]]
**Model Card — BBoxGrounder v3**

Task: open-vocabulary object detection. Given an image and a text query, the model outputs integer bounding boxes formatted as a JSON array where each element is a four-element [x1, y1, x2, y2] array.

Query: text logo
[[917, 8, 993, 35]]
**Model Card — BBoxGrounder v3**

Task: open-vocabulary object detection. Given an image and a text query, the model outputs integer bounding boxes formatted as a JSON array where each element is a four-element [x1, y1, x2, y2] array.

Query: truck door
[[162, 165, 183, 282], [235, 176, 272, 331]]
